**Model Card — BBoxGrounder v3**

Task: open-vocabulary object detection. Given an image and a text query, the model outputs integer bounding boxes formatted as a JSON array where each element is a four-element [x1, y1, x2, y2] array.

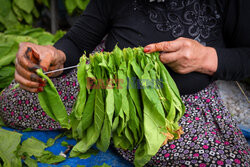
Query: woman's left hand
[[144, 37, 218, 75]]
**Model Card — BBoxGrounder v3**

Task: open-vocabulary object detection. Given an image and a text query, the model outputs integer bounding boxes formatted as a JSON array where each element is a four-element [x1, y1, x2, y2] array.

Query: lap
[[117, 83, 250, 166], [1, 72, 249, 166]]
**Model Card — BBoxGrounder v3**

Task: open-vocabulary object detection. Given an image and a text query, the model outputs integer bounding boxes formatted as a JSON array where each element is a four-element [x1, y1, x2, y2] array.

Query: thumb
[[144, 40, 182, 53]]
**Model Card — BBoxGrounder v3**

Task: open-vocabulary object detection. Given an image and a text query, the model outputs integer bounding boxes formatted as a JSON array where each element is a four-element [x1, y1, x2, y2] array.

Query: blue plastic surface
[[2, 127, 133, 167], [3, 125, 249, 166], [238, 124, 250, 145]]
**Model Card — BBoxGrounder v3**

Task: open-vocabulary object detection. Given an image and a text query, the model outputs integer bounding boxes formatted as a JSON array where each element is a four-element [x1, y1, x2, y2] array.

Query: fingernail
[[144, 46, 151, 53], [38, 78, 45, 83], [37, 87, 43, 92], [39, 83, 46, 87], [42, 67, 48, 72], [28, 65, 41, 71]]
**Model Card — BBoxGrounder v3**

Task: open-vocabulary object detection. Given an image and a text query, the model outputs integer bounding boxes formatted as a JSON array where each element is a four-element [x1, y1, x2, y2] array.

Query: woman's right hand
[[15, 42, 66, 93]]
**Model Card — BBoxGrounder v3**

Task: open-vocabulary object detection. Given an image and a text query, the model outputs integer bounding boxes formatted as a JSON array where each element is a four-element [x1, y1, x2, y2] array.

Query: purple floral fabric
[[0, 69, 79, 130], [0, 69, 249, 166], [116, 82, 250, 166]]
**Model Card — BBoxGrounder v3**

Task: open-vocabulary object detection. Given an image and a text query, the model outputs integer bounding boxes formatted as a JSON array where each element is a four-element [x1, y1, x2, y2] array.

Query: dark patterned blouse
[[54, 0, 250, 95]]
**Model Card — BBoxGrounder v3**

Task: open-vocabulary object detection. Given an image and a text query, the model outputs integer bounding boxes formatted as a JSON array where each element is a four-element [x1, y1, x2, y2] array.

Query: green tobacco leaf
[[70, 88, 104, 156], [0, 0, 11, 17], [76, 89, 95, 138], [46, 138, 56, 147], [0, 128, 22, 167], [76, 0, 89, 10], [0, 76, 14, 89], [24, 157, 38, 167], [53, 30, 66, 43], [0, 116, 6, 126], [18, 137, 47, 157], [42, 0, 49, 7], [75, 148, 99, 159], [22, 10, 33, 24], [22, 128, 32, 132], [65, 0, 77, 15], [13, 0, 34, 14], [0, 42, 14, 59], [0, 65, 15, 78], [36, 32, 54, 45], [0, 0, 20, 29], [96, 112, 111, 152], [61, 141, 69, 147], [19, 27, 44, 36], [0, 42, 18, 68], [93, 163, 111, 167], [37, 151, 65, 164], [36, 0, 49, 7], [73, 56, 87, 120], [12, 3, 24, 22], [36, 69, 71, 129], [0, 33, 38, 44], [134, 90, 166, 167], [32, 6, 40, 18]]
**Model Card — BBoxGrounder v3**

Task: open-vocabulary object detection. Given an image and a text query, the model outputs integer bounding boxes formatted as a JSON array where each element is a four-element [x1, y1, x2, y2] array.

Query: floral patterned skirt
[[0, 69, 249, 166]]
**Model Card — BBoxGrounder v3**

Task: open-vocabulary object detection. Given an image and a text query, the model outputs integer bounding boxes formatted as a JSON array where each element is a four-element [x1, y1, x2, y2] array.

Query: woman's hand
[[144, 37, 218, 75], [15, 42, 66, 93]]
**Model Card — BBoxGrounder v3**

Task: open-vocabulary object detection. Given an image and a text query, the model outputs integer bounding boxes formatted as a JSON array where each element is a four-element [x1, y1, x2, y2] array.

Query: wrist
[[198, 47, 218, 75], [57, 49, 66, 66]]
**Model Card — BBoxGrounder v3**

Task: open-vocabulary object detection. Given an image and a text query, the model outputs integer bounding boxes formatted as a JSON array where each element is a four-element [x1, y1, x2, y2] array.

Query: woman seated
[[0, 0, 249, 166]]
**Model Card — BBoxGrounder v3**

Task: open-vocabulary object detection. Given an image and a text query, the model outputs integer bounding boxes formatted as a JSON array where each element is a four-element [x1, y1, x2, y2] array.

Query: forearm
[[196, 46, 218, 76], [54, 35, 82, 69], [213, 47, 250, 81]]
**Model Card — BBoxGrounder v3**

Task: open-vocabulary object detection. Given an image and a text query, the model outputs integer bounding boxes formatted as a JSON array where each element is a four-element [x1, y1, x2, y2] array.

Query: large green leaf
[[0, 8, 20, 29], [76, 0, 89, 10], [21, 10, 33, 24], [36, 151, 65, 164], [0, 0, 11, 17], [73, 56, 87, 120], [24, 157, 38, 167], [0, 128, 22, 167], [0, 42, 18, 68], [18, 137, 47, 157], [36, 32, 54, 45], [65, 0, 77, 15], [12, 3, 24, 22], [0, 65, 15, 85], [13, 0, 34, 14], [36, 69, 71, 129]]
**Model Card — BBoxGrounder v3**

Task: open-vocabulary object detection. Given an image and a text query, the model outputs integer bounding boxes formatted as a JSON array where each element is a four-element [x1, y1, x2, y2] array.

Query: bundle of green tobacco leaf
[[68, 46, 185, 167]]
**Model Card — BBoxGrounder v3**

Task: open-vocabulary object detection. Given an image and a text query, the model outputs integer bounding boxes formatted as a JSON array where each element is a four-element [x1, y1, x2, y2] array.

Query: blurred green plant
[[0, 0, 50, 30], [64, 0, 89, 15], [0, 0, 89, 31]]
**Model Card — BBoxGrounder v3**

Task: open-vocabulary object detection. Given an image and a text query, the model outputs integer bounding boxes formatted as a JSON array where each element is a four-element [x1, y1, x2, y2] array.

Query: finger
[[144, 40, 182, 53], [17, 54, 41, 72], [17, 42, 37, 61], [15, 71, 43, 88], [25, 47, 40, 64], [19, 84, 43, 93], [15, 63, 44, 84], [39, 55, 52, 72], [47, 64, 63, 77], [159, 52, 179, 64]]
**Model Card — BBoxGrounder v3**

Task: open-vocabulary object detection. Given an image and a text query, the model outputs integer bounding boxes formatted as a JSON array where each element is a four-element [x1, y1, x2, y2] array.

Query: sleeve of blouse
[[213, 0, 250, 81], [53, 0, 112, 68]]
